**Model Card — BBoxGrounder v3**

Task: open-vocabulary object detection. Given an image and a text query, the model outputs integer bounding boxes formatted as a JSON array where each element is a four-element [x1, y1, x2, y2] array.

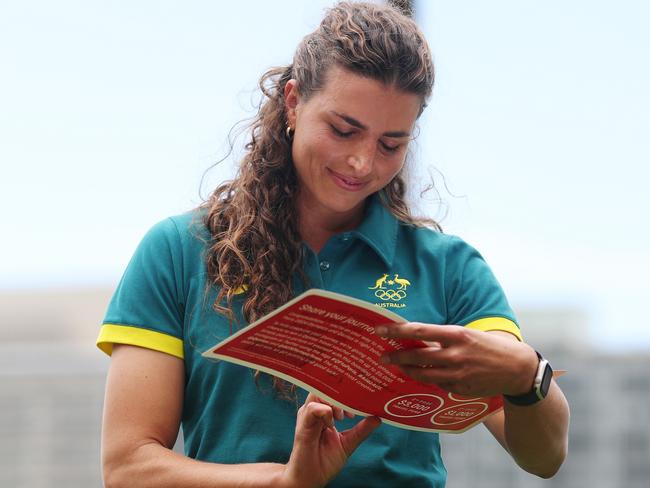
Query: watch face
[[540, 362, 553, 396]]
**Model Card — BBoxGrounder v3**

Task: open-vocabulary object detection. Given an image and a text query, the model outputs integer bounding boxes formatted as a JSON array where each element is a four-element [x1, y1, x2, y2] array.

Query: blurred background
[[1, 0, 648, 486]]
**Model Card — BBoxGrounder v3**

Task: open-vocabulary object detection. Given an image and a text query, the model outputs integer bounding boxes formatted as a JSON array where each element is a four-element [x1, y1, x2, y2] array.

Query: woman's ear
[[284, 79, 299, 127]]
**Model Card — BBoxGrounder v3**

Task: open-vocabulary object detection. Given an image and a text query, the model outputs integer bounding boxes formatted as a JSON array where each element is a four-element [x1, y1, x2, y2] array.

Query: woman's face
[[285, 66, 421, 227]]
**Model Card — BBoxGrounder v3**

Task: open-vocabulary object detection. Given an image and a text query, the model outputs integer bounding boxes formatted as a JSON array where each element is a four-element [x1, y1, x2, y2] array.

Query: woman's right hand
[[103, 345, 379, 488], [281, 394, 381, 488]]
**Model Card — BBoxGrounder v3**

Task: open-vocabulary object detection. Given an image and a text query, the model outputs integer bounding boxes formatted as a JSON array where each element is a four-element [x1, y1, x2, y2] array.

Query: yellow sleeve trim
[[96, 324, 184, 359], [465, 317, 523, 342], [233, 284, 248, 295]]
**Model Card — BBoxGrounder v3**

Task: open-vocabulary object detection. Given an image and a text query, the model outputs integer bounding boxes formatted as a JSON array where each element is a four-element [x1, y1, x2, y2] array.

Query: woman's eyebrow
[[330, 111, 411, 138]]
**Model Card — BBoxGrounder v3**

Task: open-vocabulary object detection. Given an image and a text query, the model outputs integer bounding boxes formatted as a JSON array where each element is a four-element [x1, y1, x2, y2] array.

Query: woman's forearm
[[103, 441, 286, 488], [502, 380, 570, 478]]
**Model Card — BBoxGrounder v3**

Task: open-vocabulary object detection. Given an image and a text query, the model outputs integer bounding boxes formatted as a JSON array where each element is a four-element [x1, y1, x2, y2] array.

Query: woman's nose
[[347, 142, 375, 175]]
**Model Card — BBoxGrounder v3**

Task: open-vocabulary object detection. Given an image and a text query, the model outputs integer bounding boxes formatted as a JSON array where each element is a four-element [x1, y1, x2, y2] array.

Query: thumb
[[295, 402, 335, 446], [339, 416, 381, 457]]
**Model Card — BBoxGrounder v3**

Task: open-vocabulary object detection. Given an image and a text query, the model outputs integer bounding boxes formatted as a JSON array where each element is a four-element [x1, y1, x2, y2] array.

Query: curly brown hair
[[201, 1, 438, 394]]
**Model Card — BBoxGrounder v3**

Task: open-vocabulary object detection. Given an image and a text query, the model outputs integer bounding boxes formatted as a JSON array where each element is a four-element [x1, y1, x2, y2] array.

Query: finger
[[301, 401, 335, 430], [397, 364, 458, 386], [331, 405, 346, 421], [304, 393, 346, 421], [381, 345, 449, 367], [437, 382, 460, 393], [304, 392, 322, 405], [339, 416, 381, 457], [375, 323, 466, 345]]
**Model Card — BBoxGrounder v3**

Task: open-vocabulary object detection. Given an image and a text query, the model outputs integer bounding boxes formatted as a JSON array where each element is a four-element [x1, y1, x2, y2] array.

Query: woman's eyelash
[[381, 142, 399, 153], [331, 125, 400, 153], [330, 125, 354, 137]]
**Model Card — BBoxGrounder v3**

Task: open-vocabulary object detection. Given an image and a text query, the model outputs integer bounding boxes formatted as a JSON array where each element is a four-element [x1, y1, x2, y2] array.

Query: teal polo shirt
[[97, 196, 521, 488]]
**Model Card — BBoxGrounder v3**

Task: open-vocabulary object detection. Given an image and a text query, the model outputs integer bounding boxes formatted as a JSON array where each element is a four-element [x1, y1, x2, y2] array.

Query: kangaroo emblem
[[368, 273, 389, 289], [393, 274, 411, 290]]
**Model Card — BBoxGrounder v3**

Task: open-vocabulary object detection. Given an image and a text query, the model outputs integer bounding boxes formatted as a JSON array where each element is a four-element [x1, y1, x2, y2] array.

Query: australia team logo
[[368, 273, 411, 309]]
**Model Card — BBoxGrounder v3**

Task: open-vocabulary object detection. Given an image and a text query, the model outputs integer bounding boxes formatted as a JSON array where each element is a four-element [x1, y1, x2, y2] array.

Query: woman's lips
[[327, 168, 367, 191]]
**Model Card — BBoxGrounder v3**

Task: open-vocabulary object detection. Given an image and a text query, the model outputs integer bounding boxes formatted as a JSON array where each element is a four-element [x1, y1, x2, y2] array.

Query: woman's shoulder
[[139, 209, 210, 255], [397, 223, 494, 275], [399, 221, 471, 252], [168, 208, 210, 239]]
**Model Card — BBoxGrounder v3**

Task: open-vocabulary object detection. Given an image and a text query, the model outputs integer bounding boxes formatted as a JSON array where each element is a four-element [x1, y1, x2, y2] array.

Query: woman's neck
[[297, 200, 366, 253]]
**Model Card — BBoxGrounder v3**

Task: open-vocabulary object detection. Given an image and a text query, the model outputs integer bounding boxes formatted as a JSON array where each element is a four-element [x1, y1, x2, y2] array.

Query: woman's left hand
[[376, 323, 538, 398], [377, 323, 570, 478]]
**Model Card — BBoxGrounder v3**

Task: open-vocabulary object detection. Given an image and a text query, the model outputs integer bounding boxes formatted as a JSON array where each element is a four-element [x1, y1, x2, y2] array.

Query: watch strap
[[503, 350, 553, 406]]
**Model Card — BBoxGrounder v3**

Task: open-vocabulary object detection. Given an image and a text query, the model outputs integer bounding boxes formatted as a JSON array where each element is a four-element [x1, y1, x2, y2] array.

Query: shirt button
[[319, 260, 330, 271], [341, 233, 351, 241]]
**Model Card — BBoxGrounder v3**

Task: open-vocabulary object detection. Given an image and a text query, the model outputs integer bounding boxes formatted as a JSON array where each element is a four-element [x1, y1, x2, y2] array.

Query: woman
[[98, 2, 569, 487]]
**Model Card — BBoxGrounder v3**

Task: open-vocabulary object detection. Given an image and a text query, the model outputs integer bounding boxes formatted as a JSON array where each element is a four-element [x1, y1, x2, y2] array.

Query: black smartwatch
[[503, 351, 553, 406]]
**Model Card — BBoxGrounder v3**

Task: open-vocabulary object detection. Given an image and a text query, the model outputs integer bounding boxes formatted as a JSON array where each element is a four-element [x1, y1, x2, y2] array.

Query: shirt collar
[[352, 193, 398, 267]]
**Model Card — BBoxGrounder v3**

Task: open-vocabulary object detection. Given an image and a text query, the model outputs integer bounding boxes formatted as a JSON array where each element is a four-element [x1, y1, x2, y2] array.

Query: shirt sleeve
[[444, 236, 522, 341], [96, 218, 186, 359]]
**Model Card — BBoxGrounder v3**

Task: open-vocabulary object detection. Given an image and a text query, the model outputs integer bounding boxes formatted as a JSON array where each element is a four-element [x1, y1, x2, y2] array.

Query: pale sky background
[[1, 0, 648, 351]]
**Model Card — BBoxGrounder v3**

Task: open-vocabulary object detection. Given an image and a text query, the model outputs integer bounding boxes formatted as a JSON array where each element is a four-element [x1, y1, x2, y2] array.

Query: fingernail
[[375, 326, 387, 335]]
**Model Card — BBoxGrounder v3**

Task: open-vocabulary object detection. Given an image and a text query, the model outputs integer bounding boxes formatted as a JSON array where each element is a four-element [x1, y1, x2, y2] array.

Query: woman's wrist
[[271, 463, 299, 488], [504, 343, 539, 397], [277, 463, 322, 488]]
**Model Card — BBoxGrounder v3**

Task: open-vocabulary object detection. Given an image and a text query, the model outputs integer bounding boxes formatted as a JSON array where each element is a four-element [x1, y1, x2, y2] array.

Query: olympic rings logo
[[374, 289, 406, 301]]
